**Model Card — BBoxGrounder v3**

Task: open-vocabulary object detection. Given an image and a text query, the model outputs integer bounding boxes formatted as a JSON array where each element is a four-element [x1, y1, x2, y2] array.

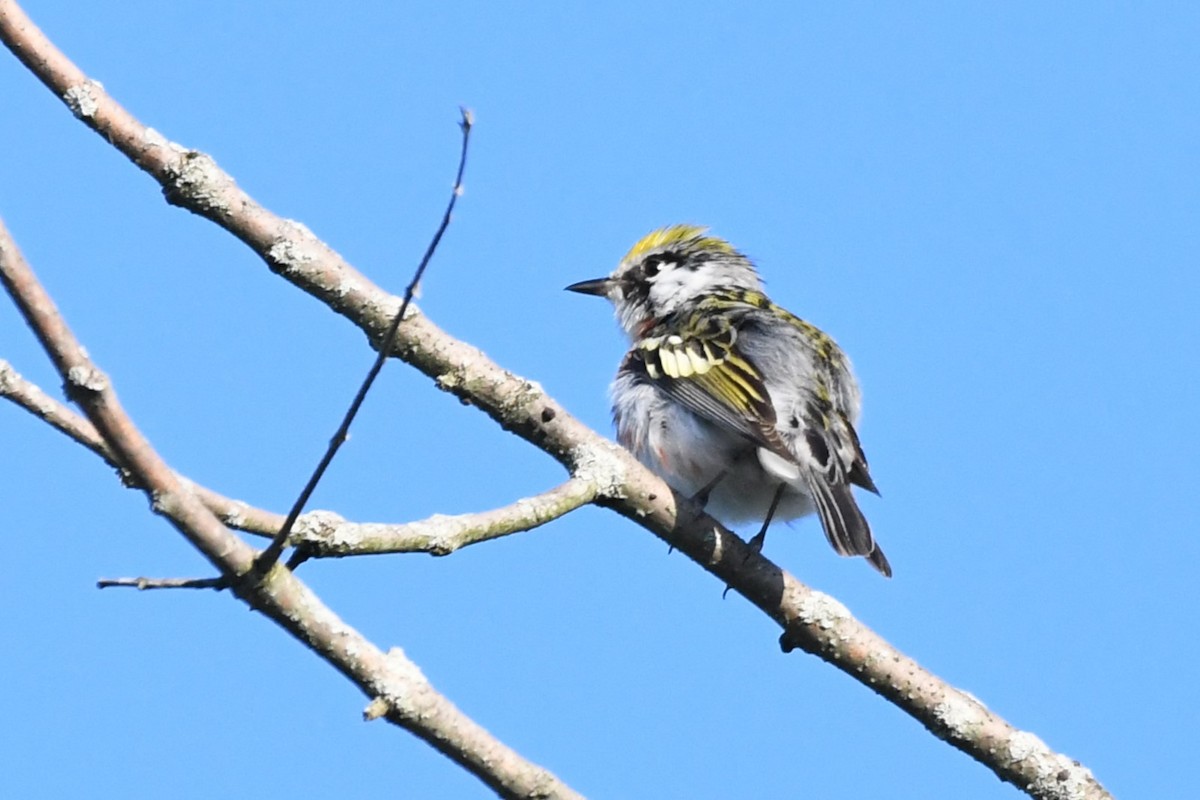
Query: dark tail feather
[[806, 475, 891, 578], [867, 544, 892, 578]]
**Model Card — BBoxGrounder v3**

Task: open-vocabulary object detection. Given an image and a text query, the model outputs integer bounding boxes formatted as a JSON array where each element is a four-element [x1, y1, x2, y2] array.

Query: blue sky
[[2, 3, 1197, 798]]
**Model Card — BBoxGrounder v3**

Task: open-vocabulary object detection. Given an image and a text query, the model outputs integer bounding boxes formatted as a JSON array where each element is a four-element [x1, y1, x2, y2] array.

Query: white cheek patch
[[648, 264, 714, 315]]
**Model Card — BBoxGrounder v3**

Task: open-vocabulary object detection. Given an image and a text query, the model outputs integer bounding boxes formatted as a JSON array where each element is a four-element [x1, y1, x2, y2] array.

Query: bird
[[566, 224, 890, 576]]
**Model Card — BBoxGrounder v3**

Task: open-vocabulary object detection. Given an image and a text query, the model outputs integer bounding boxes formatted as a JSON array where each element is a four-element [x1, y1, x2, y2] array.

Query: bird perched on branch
[[567, 225, 890, 576]]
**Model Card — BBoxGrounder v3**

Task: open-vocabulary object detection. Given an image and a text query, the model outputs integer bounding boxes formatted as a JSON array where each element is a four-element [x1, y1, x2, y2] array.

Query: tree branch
[[93, 477, 591, 587], [0, 215, 583, 800], [97, 576, 226, 591], [0, 3, 1112, 798], [290, 477, 598, 557], [1, 359, 592, 554], [0, 359, 288, 534]]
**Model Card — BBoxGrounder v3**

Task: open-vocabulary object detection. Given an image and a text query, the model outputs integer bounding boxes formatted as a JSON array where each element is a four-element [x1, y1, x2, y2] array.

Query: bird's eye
[[643, 255, 666, 278]]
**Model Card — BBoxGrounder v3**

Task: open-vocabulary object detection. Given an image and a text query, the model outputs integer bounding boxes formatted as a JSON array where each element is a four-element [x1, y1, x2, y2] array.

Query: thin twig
[[97, 576, 225, 590], [257, 108, 474, 574], [0, 359, 288, 535]]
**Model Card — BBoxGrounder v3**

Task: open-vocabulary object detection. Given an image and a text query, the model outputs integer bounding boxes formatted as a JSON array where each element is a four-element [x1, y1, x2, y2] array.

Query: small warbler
[[567, 225, 890, 576]]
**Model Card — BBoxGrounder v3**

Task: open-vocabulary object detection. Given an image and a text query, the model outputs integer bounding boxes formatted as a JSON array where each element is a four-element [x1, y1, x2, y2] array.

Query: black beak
[[565, 277, 613, 297]]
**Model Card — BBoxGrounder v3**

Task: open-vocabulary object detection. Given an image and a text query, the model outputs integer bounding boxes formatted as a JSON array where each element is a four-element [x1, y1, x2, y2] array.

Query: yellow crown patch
[[622, 224, 735, 264]]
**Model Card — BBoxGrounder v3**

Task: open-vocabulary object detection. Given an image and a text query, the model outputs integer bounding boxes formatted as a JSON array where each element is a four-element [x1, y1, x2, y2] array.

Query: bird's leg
[[690, 470, 727, 510], [668, 470, 729, 555], [723, 483, 786, 599], [746, 483, 786, 553]]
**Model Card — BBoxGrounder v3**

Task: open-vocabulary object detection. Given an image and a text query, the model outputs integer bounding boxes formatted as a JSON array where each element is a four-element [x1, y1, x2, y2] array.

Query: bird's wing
[[754, 297, 880, 496], [631, 311, 794, 463], [633, 297, 890, 575]]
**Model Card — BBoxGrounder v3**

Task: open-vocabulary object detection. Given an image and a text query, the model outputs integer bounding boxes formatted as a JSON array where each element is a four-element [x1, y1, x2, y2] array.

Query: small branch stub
[[364, 697, 390, 721]]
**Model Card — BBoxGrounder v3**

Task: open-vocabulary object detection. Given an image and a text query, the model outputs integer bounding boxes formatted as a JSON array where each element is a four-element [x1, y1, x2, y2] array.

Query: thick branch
[[0, 4, 1110, 798], [0, 216, 582, 800]]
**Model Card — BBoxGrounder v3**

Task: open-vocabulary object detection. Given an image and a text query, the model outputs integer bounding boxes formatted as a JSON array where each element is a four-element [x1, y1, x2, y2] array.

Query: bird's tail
[[805, 474, 892, 578]]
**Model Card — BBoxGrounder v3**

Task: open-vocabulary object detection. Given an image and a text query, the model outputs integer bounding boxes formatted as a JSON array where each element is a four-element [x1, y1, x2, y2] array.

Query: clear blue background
[[2, 3, 1196, 798]]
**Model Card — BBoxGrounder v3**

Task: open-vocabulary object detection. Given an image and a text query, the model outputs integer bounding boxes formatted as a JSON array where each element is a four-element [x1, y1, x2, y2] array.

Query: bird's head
[[566, 225, 762, 338]]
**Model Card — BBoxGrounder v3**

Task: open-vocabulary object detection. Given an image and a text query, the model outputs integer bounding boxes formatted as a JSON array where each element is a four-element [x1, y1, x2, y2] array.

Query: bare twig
[[0, 215, 582, 800], [258, 108, 473, 574], [0, 3, 1112, 798], [290, 477, 597, 557], [1, 357, 113, 463], [2, 359, 589, 556], [97, 576, 225, 590], [0, 358, 287, 535]]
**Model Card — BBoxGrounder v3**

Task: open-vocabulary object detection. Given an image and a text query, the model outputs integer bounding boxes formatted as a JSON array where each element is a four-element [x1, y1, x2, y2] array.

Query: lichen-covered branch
[[0, 2, 1111, 798], [291, 477, 597, 557]]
